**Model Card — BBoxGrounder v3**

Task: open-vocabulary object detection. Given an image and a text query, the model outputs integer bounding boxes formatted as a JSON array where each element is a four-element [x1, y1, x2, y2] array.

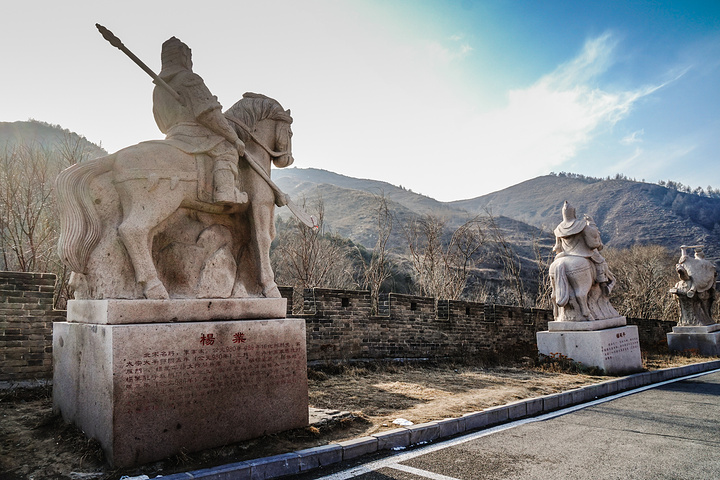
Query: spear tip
[[96, 23, 123, 49]]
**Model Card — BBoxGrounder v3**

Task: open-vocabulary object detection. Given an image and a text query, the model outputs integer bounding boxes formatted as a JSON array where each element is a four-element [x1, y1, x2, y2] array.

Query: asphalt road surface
[[301, 370, 720, 480]]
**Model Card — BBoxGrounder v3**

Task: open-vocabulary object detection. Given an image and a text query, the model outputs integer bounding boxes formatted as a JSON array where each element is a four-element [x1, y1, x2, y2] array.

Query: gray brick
[[525, 398, 543, 416], [339, 436, 378, 460], [484, 405, 509, 426], [506, 400, 527, 420], [407, 421, 440, 445], [247, 453, 300, 480], [542, 393, 561, 412], [435, 418, 462, 438], [296, 444, 342, 471], [188, 462, 251, 479], [372, 428, 410, 450], [463, 411, 489, 430]]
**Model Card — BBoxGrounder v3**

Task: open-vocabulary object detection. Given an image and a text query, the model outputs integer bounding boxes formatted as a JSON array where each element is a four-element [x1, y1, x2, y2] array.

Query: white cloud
[[621, 130, 644, 145], [439, 32, 666, 199]]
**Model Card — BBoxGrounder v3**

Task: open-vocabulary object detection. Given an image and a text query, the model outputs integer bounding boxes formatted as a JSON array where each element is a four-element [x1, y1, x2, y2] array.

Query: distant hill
[[272, 168, 720, 258], [0, 120, 107, 160], [269, 167, 720, 301], [451, 174, 720, 259]]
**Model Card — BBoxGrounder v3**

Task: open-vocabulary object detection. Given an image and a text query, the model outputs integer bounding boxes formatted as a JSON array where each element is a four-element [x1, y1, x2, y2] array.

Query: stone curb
[[161, 360, 720, 480]]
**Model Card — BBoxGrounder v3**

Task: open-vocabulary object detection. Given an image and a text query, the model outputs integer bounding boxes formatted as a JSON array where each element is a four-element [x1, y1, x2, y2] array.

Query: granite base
[[53, 309, 308, 468], [537, 325, 642, 375], [667, 324, 720, 356]]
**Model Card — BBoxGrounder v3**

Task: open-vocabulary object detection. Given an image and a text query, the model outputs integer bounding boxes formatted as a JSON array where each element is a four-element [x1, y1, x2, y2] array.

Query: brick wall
[[291, 288, 675, 363], [297, 289, 554, 362], [0, 272, 64, 381], [0, 275, 678, 381]]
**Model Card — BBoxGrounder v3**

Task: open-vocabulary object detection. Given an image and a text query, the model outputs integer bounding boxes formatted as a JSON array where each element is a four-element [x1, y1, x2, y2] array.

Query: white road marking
[[315, 369, 720, 480], [387, 463, 461, 480]]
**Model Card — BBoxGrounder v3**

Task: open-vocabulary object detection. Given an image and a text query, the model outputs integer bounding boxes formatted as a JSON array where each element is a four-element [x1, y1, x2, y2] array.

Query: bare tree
[[271, 198, 358, 311], [402, 215, 485, 302], [0, 134, 91, 307], [603, 244, 678, 320], [532, 229, 554, 309], [358, 193, 393, 314], [483, 210, 526, 307]]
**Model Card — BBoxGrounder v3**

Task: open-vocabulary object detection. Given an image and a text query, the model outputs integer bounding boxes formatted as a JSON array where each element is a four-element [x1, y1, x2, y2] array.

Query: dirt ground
[[0, 352, 714, 480]]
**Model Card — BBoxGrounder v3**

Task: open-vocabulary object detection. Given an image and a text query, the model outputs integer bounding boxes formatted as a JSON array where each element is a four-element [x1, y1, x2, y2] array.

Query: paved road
[[302, 370, 720, 480]]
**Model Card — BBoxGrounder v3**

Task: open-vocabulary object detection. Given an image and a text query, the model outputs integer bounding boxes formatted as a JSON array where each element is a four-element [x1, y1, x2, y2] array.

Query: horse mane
[[225, 92, 292, 142]]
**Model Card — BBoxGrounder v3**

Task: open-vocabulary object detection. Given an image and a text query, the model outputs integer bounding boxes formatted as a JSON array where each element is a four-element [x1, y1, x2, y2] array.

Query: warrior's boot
[[597, 266, 610, 296], [213, 159, 247, 205]]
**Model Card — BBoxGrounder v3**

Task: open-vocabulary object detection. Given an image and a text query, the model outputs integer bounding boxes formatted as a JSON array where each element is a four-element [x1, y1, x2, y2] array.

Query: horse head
[[225, 92, 294, 168]]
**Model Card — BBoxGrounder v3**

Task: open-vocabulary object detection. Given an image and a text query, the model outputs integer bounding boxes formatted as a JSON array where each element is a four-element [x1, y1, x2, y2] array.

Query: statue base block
[[547, 316, 626, 332], [667, 324, 720, 356], [53, 303, 308, 468], [537, 325, 642, 375]]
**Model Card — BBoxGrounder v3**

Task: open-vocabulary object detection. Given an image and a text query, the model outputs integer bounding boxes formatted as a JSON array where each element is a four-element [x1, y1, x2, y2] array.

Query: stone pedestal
[[53, 299, 308, 468], [537, 321, 642, 375], [667, 324, 720, 356]]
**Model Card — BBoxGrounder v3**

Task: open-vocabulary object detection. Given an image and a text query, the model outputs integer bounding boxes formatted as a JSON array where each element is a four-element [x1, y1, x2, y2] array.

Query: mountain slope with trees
[[451, 173, 720, 258]]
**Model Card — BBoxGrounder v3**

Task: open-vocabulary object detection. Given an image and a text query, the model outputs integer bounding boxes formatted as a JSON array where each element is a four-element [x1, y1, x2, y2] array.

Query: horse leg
[[572, 271, 595, 320], [250, 202, 280, 298], [117, 188, 179, 299]]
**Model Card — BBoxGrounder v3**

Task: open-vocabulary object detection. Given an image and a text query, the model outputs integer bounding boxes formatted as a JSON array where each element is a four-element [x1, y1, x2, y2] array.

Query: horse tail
[[551, 261, 570, 307], [56, 154, 116, 274]]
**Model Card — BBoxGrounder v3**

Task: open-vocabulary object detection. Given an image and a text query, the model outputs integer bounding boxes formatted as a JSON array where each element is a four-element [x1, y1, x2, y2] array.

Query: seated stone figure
[[549, 201, 620, 322], [670, 245, 717, 326]]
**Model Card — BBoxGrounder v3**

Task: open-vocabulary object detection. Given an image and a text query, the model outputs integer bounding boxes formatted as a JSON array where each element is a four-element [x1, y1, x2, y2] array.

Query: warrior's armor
[[153, 37, 245, 205]]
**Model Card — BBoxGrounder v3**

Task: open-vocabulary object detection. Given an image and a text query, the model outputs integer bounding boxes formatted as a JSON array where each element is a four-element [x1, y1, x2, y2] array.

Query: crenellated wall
[[289, 288, 551, 362], [0, 272, 64, 381], [0, 273, 678, 381]]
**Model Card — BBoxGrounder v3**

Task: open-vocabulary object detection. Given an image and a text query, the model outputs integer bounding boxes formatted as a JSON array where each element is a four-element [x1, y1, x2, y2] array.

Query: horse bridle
[[224, 115, 290, 159]]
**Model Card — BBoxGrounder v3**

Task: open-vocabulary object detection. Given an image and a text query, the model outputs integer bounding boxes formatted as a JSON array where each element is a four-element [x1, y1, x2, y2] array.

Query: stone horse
[[549, 216, 618, 322], [56, 93, 293, 300]]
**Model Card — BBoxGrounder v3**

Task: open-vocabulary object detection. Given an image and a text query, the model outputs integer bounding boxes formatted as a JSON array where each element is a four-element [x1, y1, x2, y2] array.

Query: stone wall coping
[[160, 359, 720, 480]]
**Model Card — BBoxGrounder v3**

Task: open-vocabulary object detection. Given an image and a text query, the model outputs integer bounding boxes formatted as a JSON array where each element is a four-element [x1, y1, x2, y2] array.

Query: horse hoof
[[144, 279, 169, 300], [263, 285, 281, 299]]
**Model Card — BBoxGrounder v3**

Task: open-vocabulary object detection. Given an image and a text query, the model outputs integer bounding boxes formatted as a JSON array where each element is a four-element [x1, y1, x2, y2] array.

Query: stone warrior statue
[[549, 201, 619, 322], [670, 245, 717, 326], [153, 37, 246, 205], [553, 202, 611, 295]]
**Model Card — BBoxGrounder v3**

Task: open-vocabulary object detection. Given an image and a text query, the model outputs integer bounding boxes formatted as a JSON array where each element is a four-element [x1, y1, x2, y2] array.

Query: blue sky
[[2, 0, 719, 201]]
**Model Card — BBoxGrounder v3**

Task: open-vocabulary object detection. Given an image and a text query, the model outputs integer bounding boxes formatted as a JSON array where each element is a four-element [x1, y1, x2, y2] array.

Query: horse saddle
[[143, 139, 214, 203]]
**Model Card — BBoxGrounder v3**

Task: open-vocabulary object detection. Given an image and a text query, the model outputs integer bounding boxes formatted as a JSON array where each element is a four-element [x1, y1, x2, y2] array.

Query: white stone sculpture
[[670, 245, 717, 326], [56, 36, 296, 301], [549, 201, 620, 322]]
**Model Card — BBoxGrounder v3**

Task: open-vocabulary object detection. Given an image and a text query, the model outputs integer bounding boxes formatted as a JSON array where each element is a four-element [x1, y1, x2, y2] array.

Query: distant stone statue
[[56, 36, 298, 301], [549, 201, 620, 322], [670, 245, 717, 326]]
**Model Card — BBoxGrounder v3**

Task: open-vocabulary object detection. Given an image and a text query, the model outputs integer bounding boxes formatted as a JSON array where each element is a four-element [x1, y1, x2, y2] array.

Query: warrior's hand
[[275, 193, 289, 207], [234, 139, 245, 156]]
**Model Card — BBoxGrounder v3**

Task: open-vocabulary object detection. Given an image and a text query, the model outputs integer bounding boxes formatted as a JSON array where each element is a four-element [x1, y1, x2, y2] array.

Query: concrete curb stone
[[483, 404, 510, 425], [166, 360, 720, 480], [407, 421, 440, 445], [435, 417, 464, 437], [296, 444, 343, 471], [338, 436, 378, 460], [505, 400, 527, 420], [462, 411, 489, 430], [371, 428, 410, 450], [247, 453, 300, 479]]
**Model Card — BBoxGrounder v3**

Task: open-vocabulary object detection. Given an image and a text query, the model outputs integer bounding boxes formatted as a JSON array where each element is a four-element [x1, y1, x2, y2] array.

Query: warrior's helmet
[[160, 37, 192, 77], [554, 201, 586, 238]]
